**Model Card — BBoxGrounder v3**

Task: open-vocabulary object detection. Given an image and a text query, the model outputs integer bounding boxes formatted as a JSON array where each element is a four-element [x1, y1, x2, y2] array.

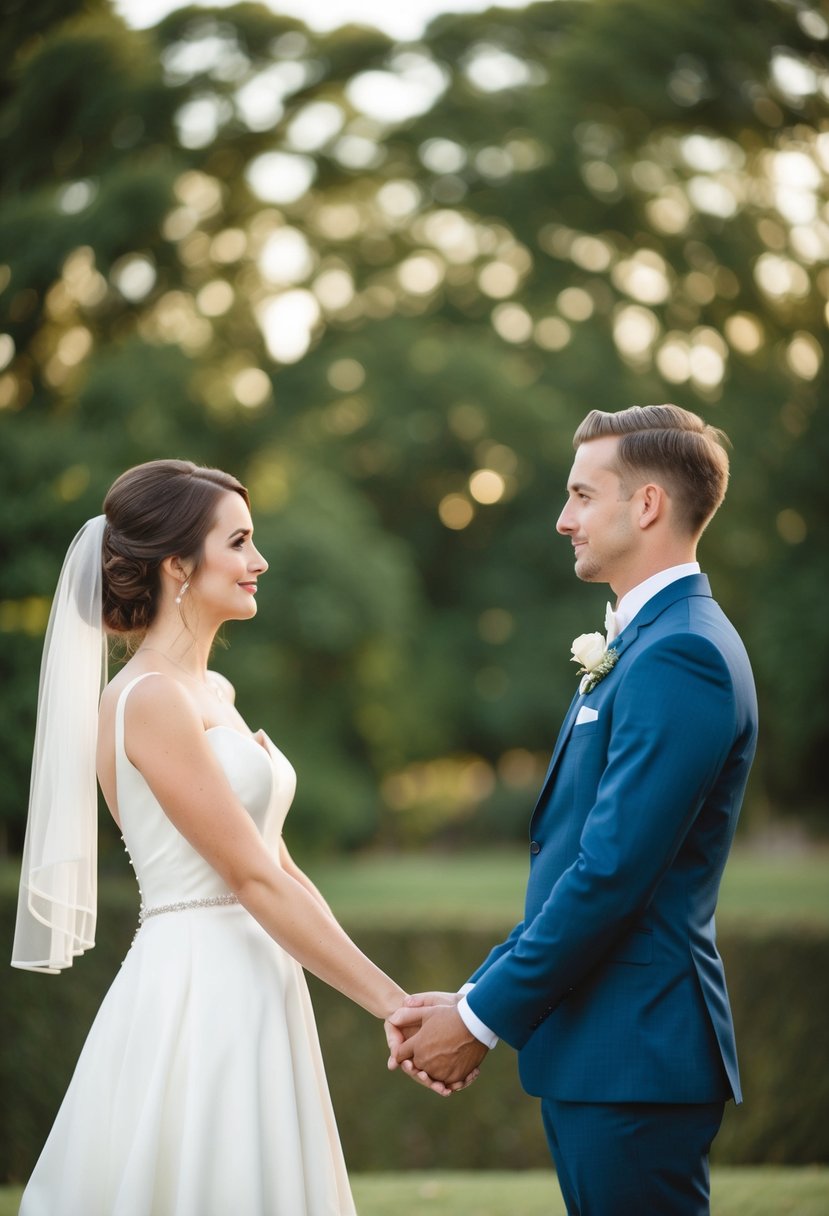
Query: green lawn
[[306, 846, 829, 930], [352, 1169, 829, 1215], [1, 1169, 827, 1214]]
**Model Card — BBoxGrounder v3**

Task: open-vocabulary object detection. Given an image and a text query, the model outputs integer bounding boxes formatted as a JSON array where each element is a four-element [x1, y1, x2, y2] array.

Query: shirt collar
[[613, 562, 701, 635]]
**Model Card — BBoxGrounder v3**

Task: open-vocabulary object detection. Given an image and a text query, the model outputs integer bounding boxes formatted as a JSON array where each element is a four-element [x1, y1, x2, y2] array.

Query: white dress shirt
[[457, 560, 702, 1049]]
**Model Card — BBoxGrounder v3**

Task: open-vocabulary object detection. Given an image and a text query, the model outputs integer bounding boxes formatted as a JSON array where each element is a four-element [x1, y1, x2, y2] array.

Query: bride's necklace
[[138, 646, 224, 700]]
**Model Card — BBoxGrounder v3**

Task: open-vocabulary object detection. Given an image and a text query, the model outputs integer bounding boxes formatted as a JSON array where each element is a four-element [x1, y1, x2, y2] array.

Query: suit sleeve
[[466, 632, 737, 1049]]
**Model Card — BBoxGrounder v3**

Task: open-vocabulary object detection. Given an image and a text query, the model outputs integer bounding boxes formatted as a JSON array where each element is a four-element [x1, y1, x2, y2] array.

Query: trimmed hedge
[[1, 884, 827, 1183]]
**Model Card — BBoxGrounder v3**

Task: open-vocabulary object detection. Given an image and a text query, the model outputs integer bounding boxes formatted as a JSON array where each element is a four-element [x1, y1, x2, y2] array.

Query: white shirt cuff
[[457, 992, 499, 1049]]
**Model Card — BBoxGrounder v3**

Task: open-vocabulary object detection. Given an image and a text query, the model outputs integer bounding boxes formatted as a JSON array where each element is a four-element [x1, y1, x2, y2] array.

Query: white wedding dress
[[20, 674, 356, 1216]]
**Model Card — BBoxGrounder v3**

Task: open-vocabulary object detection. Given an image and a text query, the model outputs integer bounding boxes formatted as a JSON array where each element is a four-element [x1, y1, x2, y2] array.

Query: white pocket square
[[575, 706, 598, 724]]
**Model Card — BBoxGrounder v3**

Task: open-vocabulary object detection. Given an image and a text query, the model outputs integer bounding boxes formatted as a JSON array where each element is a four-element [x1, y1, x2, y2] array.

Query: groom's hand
[[384, 1014, 458, 1097], [389, 1003, 488, 1087], [384, 991, 459, 1067], [385, 996, 480, 1095]]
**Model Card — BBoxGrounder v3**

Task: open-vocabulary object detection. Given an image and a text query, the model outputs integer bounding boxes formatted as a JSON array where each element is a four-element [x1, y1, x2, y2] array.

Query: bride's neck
[[139, 621, 217, 677]]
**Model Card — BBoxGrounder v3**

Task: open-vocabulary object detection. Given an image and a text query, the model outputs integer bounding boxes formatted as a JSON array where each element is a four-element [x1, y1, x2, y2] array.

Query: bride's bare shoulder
[[99, 662, 175, 719], [97, 666, 179, 794]]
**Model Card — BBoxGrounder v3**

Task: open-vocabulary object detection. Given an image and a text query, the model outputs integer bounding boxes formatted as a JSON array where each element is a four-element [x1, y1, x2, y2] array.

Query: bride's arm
[[123, 675, 403, 1021]]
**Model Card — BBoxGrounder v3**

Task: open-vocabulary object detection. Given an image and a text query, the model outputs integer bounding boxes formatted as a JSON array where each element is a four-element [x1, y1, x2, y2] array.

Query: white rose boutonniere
[[570, 630, 618, 695]]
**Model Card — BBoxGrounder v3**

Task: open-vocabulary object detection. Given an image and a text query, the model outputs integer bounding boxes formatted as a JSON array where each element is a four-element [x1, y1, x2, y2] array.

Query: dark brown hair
[[573, 404, 730, 536], [102, 459, 249, 635]]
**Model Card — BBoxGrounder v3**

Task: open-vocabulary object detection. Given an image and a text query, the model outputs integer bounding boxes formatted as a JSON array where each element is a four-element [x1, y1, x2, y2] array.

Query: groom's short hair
[[574, 404, 730, 536]]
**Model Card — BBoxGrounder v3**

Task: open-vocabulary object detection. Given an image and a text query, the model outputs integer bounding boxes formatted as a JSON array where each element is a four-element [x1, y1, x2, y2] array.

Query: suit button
[[530, 840, 541, 855]]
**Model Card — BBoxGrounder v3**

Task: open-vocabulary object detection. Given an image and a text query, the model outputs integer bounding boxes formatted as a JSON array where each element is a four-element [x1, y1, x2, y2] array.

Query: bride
[[13, 459, 469, 1215]]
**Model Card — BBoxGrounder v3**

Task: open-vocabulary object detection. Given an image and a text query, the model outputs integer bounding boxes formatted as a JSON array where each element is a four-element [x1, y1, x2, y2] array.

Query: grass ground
[[2, 1169, 827, 1214], [353, 1169, 829, 1214], [307, 846, 829, 929]]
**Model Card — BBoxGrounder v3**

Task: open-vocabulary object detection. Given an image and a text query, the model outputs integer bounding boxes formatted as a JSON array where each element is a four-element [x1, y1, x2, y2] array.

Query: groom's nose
[[556, 502, 574, 534]]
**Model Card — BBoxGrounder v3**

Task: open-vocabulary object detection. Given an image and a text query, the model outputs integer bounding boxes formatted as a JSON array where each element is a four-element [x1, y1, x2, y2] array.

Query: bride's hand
[[384, 1010, 478, 1097], [404, 990, 462, 1008]]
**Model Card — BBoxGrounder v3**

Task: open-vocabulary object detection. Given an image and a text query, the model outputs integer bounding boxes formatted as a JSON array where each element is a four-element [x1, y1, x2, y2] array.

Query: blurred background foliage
[[1, 0, 827, 856]]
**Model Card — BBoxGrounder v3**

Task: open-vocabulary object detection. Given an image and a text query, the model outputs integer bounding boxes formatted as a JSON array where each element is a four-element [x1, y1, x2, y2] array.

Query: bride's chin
[[220, 603, 257, 624]]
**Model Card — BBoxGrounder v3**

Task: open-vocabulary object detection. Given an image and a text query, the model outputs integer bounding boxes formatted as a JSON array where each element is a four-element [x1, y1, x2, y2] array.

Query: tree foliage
[[1, 0, 827, 851]]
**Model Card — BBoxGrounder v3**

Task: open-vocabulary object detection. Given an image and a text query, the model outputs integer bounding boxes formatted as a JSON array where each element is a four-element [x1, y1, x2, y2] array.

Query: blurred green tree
[[1, 0, 826, 853]]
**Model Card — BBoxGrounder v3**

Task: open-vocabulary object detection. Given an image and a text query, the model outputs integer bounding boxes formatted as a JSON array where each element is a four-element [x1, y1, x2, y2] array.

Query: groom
[[389, 404, 758, 1214]]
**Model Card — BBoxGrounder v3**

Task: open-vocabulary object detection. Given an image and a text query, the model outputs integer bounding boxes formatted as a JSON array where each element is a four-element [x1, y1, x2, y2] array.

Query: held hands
[[384, 991, 487, 1097], [382, 1006, 459, 1097]]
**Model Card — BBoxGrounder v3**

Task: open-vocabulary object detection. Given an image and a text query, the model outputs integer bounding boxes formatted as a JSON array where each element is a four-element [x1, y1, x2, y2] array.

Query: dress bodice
[[114, 673, 296, 910]]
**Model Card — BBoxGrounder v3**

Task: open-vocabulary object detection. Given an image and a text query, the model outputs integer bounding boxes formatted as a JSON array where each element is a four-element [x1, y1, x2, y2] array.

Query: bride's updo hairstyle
[[102, 459, 249, 636]]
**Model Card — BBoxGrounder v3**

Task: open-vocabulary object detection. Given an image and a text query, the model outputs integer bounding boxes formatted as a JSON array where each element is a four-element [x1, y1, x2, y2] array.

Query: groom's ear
[[636, 482, 668, 530]]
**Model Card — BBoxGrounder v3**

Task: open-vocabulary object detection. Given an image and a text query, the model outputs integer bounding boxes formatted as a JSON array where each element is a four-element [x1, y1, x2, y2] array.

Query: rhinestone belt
[[138, 893, 239, 924]]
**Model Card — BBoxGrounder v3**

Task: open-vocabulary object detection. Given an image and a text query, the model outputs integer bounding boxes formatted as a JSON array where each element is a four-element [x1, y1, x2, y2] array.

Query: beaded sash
[[138, 893, 239, 925]]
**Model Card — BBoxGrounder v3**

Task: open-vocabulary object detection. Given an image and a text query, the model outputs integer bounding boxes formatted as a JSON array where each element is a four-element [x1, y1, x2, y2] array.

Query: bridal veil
[[12, 515, 107, 973]]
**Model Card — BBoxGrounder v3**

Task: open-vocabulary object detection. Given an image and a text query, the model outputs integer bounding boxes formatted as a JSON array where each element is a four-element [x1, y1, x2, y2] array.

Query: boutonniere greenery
[[570, 631, 618, 695]]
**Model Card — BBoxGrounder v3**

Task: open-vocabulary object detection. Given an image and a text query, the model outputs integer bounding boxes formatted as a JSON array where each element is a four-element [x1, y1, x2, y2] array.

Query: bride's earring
[[175, 579, 189, 605]]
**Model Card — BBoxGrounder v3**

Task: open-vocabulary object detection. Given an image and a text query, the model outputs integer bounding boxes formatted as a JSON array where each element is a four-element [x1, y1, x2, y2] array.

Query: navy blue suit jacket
[[466, 575, 757, 1104]]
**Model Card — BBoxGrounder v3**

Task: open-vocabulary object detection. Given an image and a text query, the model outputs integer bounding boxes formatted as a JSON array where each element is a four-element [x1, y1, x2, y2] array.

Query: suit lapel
[[532, 575, 713, 815], [533, 690, 582, 811]]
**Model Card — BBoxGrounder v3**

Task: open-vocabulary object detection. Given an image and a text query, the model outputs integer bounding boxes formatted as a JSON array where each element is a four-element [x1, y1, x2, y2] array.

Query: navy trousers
[[541, 1099, 725, 1215]]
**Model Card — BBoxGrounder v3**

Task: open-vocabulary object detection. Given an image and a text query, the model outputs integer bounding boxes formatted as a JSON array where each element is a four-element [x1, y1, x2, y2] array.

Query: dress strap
[[114, 671, 165, 763]]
